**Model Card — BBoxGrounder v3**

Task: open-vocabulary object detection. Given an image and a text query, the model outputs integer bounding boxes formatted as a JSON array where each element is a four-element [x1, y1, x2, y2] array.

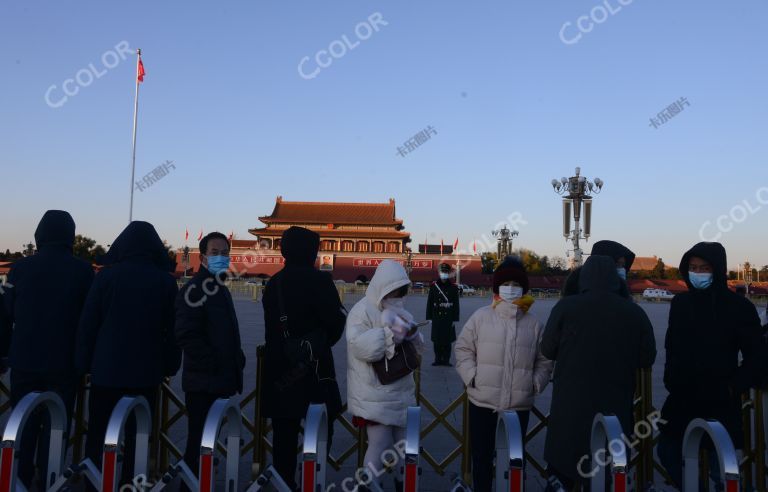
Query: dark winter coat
[[426, 280, 460, 344], [0, 290, 9, 365], [175, 267, 246, 396], [76, 221, 180, 388], [262, 226, 347, 420], [660, 242, 768, 447], [561, 240, 635, 297], [541, 255, 656, 481], [1, 211, 94, 378]]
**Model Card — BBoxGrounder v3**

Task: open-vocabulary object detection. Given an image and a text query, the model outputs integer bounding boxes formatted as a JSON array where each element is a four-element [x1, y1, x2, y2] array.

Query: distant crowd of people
[[1, 210, 767, 492]]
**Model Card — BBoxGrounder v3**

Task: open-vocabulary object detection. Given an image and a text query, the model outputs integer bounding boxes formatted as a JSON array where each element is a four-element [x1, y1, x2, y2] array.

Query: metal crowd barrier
[[301, 404, 328, 492], [102, 396, 153, 492], [0, 391, 67, 492], [2, 369, 768, 491], [404, 406, 421, 492], [682, 419, 740, 492], [495, 411, 525, 492], [200, 399, 242, 492], [589, 414, 628, 492], [245, 465, 292, 492]]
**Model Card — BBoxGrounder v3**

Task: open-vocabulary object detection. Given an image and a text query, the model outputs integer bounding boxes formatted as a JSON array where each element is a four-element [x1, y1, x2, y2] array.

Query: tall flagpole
[[129, 48, 141, 223]]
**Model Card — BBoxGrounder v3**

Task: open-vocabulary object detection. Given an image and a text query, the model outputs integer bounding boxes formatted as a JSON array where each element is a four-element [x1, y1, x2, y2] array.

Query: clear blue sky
[[2, 1, 767, 269]]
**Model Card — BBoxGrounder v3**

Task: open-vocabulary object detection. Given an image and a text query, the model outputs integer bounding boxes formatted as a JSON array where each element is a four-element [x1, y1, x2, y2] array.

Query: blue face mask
[[616, 267, 627, 280], [689, 272, 713, 290], [206, 255, 230, 275]]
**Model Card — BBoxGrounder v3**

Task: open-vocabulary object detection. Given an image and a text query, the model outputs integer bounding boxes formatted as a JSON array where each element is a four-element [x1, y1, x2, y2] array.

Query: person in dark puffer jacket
[[77, 221, 180, 488], [658, 242, 768, 488], [1, 210, 94, 488]]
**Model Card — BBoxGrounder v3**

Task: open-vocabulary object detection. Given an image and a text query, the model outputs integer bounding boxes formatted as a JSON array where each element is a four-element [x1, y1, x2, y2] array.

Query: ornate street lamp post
[[551, 166, 604, 268], [22, 242, 35, 257], [492, 225, 518, 260], [744, 261, 752, 297], [403, 247, 414, 277], [182, 246, 191, 277]]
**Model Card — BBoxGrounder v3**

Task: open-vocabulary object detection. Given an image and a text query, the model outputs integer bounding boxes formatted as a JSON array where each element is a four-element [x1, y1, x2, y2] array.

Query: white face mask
[[439, 272, 450, 281], [498, 285, 523, 302], [382, 297, 405, 310]]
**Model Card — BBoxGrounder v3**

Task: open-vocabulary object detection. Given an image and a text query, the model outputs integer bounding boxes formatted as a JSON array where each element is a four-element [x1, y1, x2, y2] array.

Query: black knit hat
[[492, 256, 529, 294], [438, 263, 452, 273]]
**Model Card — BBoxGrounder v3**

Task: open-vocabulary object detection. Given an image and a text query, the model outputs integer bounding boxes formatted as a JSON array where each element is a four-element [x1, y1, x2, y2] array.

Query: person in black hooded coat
[[658, 242, 768, 488], [541, 255, 656, 487], [76, 221, 180, 483], [262, 226, 347, 489], [0, 210, 94, 488], [561, 240, 635, 298], [0, 290, 9, 374]]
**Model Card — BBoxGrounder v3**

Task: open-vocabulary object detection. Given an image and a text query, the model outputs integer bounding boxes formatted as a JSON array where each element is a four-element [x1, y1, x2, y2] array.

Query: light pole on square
[[551, 167, 604, 268]]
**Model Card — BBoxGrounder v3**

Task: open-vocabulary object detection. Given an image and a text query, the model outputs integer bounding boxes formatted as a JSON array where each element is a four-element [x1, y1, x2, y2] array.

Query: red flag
[[137, 56, 145, 83], [440, 239, 444, 256], [228, 231, 234, 241], [185, 228, 189, 241], [473, 241, 477, 254], [197, 229, 203, 242], [453, 237, 459, 252]]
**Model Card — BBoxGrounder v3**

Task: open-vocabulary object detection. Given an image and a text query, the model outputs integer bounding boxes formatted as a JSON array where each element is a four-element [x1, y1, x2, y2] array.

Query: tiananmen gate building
[[176, 197, 488, 285]]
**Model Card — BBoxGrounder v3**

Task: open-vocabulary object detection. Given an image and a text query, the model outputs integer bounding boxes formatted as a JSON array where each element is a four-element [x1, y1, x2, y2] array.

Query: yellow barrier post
[[158, 381, 171, 473], [71, 376, 88, 464], [742, 392, 754, 490], [754, 389, 766, 491], [461, 391, 472, 484], [254, 345, 266, 477]]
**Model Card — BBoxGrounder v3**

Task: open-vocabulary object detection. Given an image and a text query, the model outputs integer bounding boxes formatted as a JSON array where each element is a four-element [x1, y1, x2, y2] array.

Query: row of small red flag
[[185, 228, 234, 242], [435, 237, 477, 254]]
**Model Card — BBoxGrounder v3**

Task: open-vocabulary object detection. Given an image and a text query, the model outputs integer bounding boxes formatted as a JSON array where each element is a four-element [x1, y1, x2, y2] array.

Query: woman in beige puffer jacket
[[454, 256, 553, 492]]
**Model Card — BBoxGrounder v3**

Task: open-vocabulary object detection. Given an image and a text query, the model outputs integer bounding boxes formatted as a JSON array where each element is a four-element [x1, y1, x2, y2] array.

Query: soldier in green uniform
[[426, 263, 460, 366]]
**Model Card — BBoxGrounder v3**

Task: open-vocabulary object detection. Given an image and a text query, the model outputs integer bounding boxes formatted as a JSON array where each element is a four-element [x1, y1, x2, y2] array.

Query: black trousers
[[10, 370, 77, 489], [272, 416, 335, 490], [84, 385, 156, 489], [433, 343, 452, 363], [183, 392, 226, 475], [469, 403, 530, 492]]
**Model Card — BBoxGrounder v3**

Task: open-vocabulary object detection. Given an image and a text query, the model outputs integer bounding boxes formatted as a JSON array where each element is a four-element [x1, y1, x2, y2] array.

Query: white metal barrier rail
[[682, 418, 739, 492], [589, 413, 628, 492], [404, 406, 421, 492], [245, 464, 292, 492], [200, 399, 242, 492], [301, 404, 328, 492], [102, 396, 152, 492], [0, 391, 67, 492], [495, 411, 525, 492]]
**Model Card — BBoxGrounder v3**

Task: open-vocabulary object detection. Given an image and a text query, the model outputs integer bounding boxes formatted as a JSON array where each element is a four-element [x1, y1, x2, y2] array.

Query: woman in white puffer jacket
[[346, 260, 424, 490], [454, 256, 553, 492]]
